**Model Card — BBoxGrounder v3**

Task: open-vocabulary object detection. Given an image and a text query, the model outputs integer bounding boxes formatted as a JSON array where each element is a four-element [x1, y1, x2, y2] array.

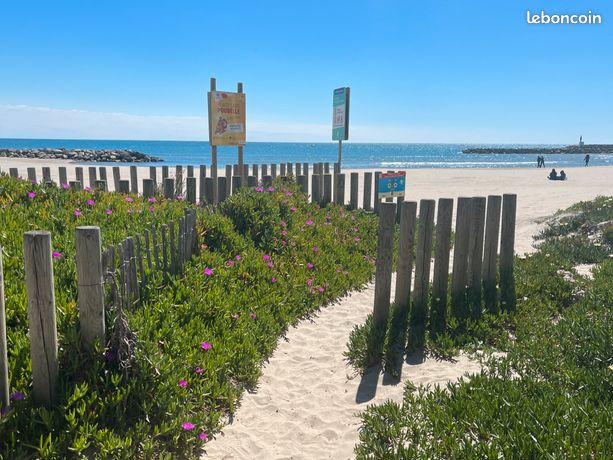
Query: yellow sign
[[208, 91, 246, 146]]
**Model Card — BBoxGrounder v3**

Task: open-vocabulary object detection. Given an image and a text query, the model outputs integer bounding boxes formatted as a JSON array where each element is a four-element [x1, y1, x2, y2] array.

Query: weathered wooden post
[[168, 222, 177, 275], [149, 166, 157, 183], [199, 165, 207, 204], [280, 163, 286, 177], [124, 237, 140, 304], [143, 179, 155, 198], [94, 180, 107, 191], [451, 197, 472, 321], [24, 231, 58, 406], [217, 177, 227, 202], [500, 194, 517, 312], [232, 175, 242, 194], [98, 167, 108, 183], [286, 162, 292, 176], [59, 167, 68, 186], [312, 174, 321, 204], [9, 168, 19, 178], [324, 162, 330, 174], [482, 195, 502, 313], [394, 201, 417, 315], [163, 178, 174, 199], [162, 165, 169, 180], [297, 175, 308, 194], [118, 180, 130, 194], [0, 248, 9, 413], [323, 174, 332, 205], [186, 177, 196, 203], [42, 167, 52, 184], [409, 199, 435, 349], [252, 164, 259, 179], [144, 229, 153, 270], [204, 177, 215, 204], [262, 175, 273, 187], [135, 235, 145, 288], [303, 162, 309, 183], [187, 165, 194, 177], [88, 166, 97, 188], [225, 165, 232, 196], [467, 197, 486, 318], [430, 198, 453, 337], [373, 202, 396, 332], [69, 181, 82, 190], [112, 167, 121, 191], [373, 171, 381, 214], [130, 166, 138, 194], [262, 164, 268, 177], [75, 167, 84, 188], [75, 226, 105, 350], [295, 162, 301, 176], [161, 224, 169, 274], [271, 164, 277, 178], [335, 173, 346, 205], [27, 167, 37, 183], [175, 165, 184, 196], [152, 226, 160, 268], [363, 172, 372, 211], [349, 172, 359, 210]]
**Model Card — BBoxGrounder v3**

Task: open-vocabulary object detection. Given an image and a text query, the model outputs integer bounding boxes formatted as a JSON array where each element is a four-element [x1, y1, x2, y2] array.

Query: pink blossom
[[267, 186, 274, 192], [74, 209, 82, 217], [62, 183, 70, 190], [149, 206, 155, 212], [250, 313, 257, 320], [354, 237, 361, 242], [148, 197, 157, 203], [305, 220, 314, 226], [262, 254, 270, 261], [195, 367, 204, 374], [27, 192, 36, 199], [176, 194, 184, 201], [85, 186, 92, 191], [281, 230, 288, 236], [255, 186, 264, 192], [285, 191, 293, 197], [266, 262, 274, 268], [199, 432, 208, 441], [280, 220, 287, 227], [235, 254, 241, 260], [312, 246, 319, 253], [127, 209, 133, 214], [318, 287, 325, 293], [225, 260, 235, 267], [52, 251, 62, 258], [87, 199, 95, 206], [271, 277, 277, 283], [200, 342, 212, 350], [203, 267, 213, 276], [290, 206, 297, 212], [307, 279, 313, 286], [182, 422, 195, 430], [178, 379, 188, 388], [281, 240, 286, 247], [125, 197, 134, 203], [105, 209, 113, 215], [307, 263, 314, 269]]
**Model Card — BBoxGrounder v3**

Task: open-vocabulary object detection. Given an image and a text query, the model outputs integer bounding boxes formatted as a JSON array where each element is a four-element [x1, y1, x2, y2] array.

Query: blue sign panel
[[378, 172, 406, 199]]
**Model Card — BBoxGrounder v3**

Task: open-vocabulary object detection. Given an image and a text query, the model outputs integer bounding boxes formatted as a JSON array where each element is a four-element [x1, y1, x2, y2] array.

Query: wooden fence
[[0, 209, 199, 409], [373, 195, 517, 347]]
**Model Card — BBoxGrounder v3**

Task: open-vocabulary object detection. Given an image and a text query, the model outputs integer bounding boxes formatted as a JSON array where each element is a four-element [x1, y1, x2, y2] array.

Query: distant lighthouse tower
[[579, 135, 585, 149]]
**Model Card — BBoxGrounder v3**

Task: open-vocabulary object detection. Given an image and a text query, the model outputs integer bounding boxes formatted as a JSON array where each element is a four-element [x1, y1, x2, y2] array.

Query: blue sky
[[0, 0, 611, 143]]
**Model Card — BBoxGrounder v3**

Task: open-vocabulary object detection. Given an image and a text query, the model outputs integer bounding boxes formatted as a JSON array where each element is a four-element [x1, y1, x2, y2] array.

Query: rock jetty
[[0, 148, 162, 162], [463, 145, 613, 154]]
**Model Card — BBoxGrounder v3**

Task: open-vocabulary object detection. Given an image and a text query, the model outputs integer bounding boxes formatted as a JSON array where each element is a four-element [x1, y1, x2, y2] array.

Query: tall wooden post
[[149, 166, 157, 183], [199, 165, 207, 204], [112, 167, 120, 192], [27, 167, 37, 183], [237, 82, 245, 183], [349, 172, 359, 210], [312, 174, 321, 204], [0, 248, 8, 413], [335, 173, 345, 205], [204, 177, 215, 204], [482, 195, 502, 313], [394, 201, 417, 315], [75, 227, 105, 350], [323, 174, 332, 205], [210, 77, 218, 180], [373, 203, 396, 331], [500, 194, 517, 312], [164, 178, 174, 199], [467, 197, 486, 318], [430, 198, 453, 337], [143, 179, 155, 198], [373, 171, 381, 214], [88, 166, 97, 188], [186, 177, 196, 203], [59, 167, 68, 186], [24, 231, 58, 406], [76, 167, 84, 187], [42, 167, 52, 184], [363, 172, 372, 211], [451, 197, 472, 321]]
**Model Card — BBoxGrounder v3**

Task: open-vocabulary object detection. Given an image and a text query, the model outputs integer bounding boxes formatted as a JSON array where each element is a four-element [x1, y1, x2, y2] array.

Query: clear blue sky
[[0, 0, 611, 143]]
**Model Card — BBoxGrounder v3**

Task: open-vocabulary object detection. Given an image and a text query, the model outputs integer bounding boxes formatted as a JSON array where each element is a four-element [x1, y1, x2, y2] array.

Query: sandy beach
[[2, 158, 611, 458]]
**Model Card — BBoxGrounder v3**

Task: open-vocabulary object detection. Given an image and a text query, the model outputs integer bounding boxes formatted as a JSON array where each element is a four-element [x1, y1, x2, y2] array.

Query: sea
[[1, 139, 611, 169]]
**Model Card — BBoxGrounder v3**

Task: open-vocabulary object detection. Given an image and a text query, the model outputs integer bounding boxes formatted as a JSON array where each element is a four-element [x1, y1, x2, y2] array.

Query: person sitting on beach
[[548, 168, 558, 180], [559, 170, 566, 180]]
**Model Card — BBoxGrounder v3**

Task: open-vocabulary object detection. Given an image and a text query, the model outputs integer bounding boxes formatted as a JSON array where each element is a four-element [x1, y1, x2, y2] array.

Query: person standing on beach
[[541, 156, 545, 168], [584, 154, 590, 166], [536, 155, 541, 168]]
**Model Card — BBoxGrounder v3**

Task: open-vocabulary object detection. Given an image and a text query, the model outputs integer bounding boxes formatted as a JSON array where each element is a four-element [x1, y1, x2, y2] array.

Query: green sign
[[332, 87, 350, 141]]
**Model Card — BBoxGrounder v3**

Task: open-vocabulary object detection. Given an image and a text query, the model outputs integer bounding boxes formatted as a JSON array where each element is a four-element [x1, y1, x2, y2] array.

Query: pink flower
[[307, 263, 314, 269], [74, 209, 81, 217], [85, 186, 92, 191], [127, 208, 134, 214], [225, 260, 235, 267], [105, 209, 113, 215], [285, 191, 293, 197], [305, 220, 313, 226], [27, 192, 36, 199], [280, 220, 287, 227], [255, 186, 264, 192], [149, 206, 155, 212], [312, 246, 319, 253], [307, 279, 313, 286], [281, 240, 286, 247], [62, 183, 70, 190], [262, 254, 270, 261], [271, 277, 277, 283], [290, 207, 297, 212], [318, 287, 325, 293], [267, 186, 274, 192], [52, 251, 62, 258], [250, 313, 257, 320], [182, 422, 195, 430], [148, 197, 156, 203], [87, 199, 95, 206], [199, 432, 208, 441], [235, 255, 241, 260], [178, 379, 188, 388], [195, 367, 204, 374], [281, 230, 288, 236], [176, 194, 184, 201], [200, 342, 212, 350], [266, 262, 274, 268], [125, 197, 134, 203], [354, 237, 361, 242], [203, 267, 213, 276]]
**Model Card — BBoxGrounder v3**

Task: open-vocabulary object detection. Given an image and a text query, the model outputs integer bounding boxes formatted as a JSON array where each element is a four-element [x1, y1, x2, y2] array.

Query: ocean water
[[1, 139, 611, 169]]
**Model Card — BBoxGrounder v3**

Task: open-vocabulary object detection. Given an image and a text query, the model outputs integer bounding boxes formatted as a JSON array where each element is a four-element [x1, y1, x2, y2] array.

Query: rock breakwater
[[462, 145, 613, 154], [0, 148, 162, 162]]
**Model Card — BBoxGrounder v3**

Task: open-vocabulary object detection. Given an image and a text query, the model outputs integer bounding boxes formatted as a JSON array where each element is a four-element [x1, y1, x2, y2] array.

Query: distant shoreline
[[463, 144, 613, 155]]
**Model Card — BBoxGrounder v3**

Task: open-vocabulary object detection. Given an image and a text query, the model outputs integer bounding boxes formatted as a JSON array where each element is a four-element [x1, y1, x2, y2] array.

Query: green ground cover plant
[[354, 196, 613, 459], [0, 177, 379, 458]]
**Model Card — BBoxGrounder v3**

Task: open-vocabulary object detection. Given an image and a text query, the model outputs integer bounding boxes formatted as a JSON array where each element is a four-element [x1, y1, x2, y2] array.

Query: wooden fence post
[[75, 167, 84, 188], [262, 175, 273, 187], [175, 165, 184, 196], [430, 198, 453, 337], [59, 167, 68, 186], [232, 175, 242, 194], [94, 180, 107, 192], [144, 229, 153, 270], [161, 225, 168, 273], [112, 167, 121, 192], [363, 172, 372, 211], [297, 175, 308, 194], [0, 247, 9, 412], [199, 165, 207, 204], [135, 234, 145, 288], [164, 178, 174, 199], [162, 165, 169, 180], [27, 167, 37, 183], [324, 162, 330, 174], [118, 180, 130, 193], [335, 173, 346, 205], [42, 167, 52, 184], [169, 222, 177, 274], [252, 164, 259, 179], [280, 163, 286, 177], [312, 175, 321, 204], [482, 195, 502, 313], [373, 171, 381, 214], [217, 177, 227, 202], [271, 164, 277, 178], [186, 177, 196, 203], [204, 177, 215, 204], [225, 165, 232, 196], [349, 172, 359, 210], [75, 226, 105, 350], [69, 181, 81, 190], [9, 168, 19, 178], [130, 166, 138, 194], [88, 166, 97, 188], [500, 194, 517, 312], [394, 201, 417, 315], [373, 202, 396, 332], [295, 162, 301, 177], [187, 165, 194, 177], [409, 199, 435, 349], [323, 174, 332, 205], [149, 166, 157, 183], [451, 197, 473, 321], [467, 197, 486, 318], [247, 176, 257, 187], [261, 164, 268, 177], [24, 231, 58, 406], [143, 179, 155, 198], [98, 167, 108, 182]]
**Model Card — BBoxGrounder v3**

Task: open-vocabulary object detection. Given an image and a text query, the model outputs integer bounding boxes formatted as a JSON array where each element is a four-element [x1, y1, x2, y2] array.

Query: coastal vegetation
[[353, 196, 613, 458], [0, 176, 378, 458]]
